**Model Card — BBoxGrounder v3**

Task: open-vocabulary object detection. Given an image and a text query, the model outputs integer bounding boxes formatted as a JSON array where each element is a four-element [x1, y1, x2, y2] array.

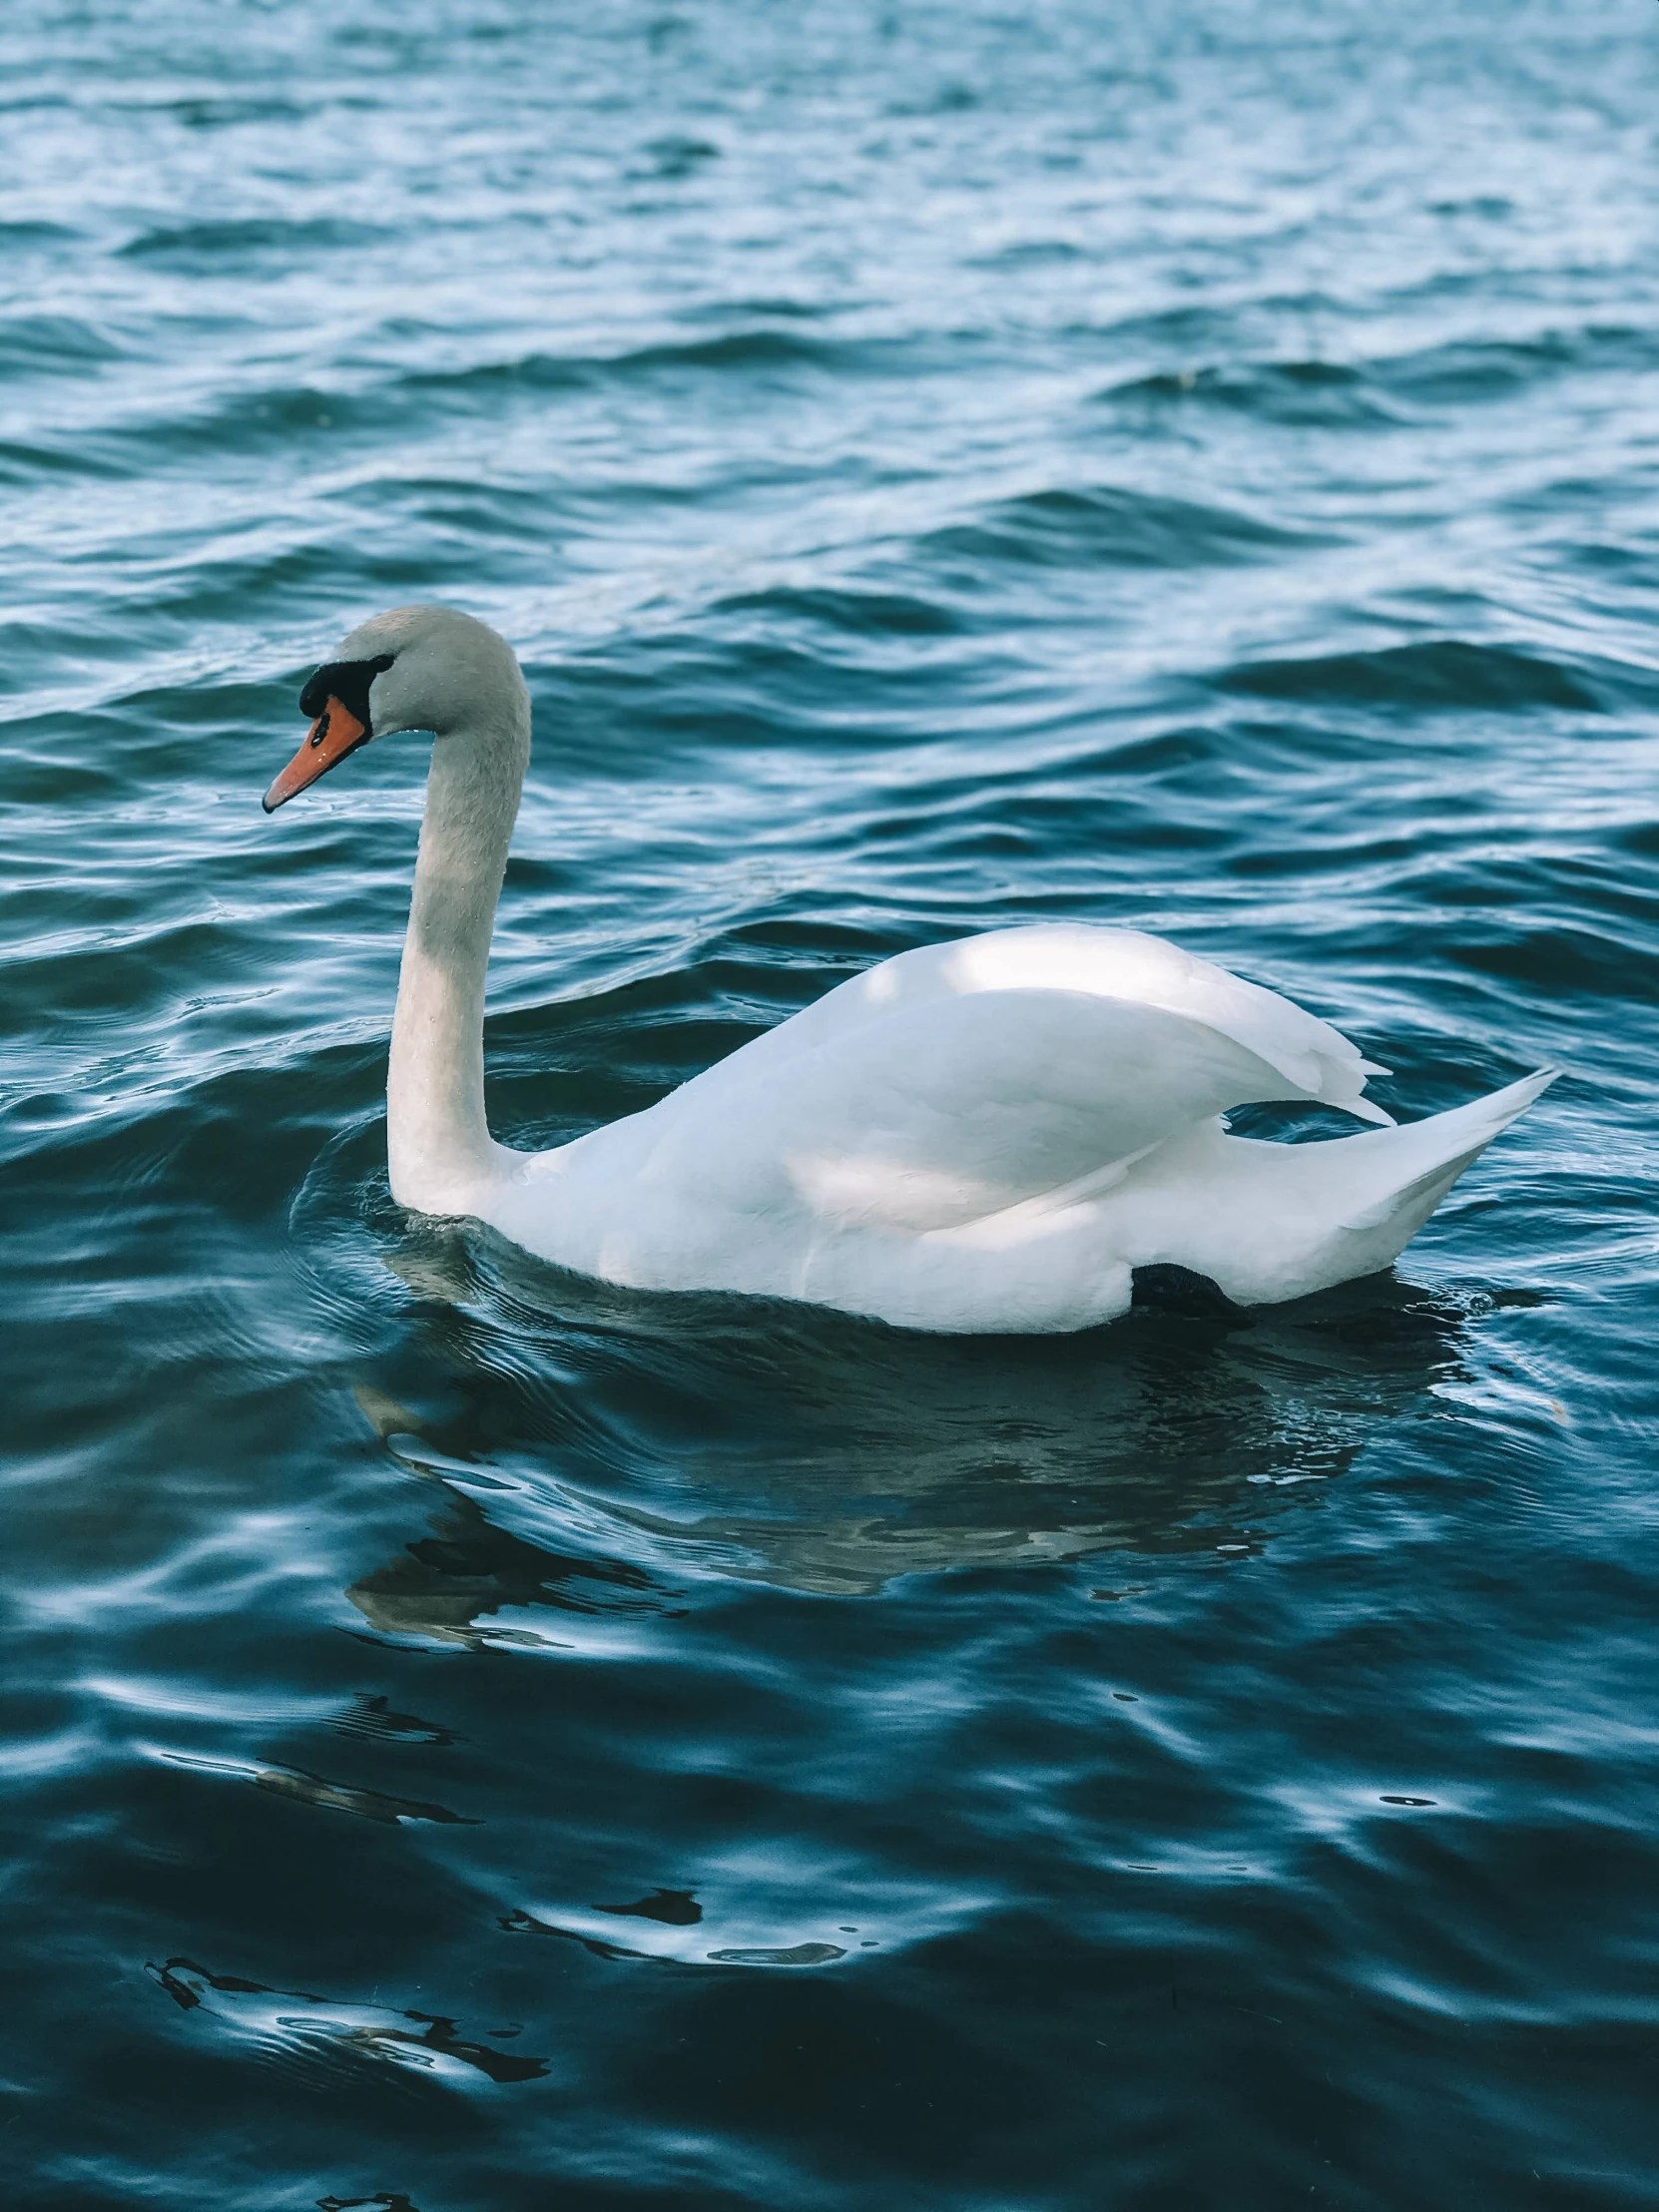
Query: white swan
[[264, 605, 1553, 1335]]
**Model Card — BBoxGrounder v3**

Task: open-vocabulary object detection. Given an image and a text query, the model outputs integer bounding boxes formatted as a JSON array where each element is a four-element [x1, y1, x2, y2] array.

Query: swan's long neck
[[386, 699, 529, 1214]]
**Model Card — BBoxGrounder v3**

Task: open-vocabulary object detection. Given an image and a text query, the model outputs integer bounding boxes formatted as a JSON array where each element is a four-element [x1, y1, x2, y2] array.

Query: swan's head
[[263, 605, 528, 814]]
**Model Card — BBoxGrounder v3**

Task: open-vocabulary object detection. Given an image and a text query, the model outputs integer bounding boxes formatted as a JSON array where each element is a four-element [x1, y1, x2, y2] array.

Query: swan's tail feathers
[[1280, 1064, 1558, 1296], [1157, 1066, 1558, 1307], [1336, 1067, 1558, 1237]]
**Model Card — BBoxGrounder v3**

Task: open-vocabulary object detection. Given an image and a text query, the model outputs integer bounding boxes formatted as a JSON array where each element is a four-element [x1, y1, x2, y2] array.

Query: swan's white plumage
[[278, 607, 1553, 1336]]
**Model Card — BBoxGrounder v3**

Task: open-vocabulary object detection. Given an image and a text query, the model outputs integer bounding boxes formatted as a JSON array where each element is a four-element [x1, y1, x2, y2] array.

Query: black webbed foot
[[1131, 1264, 1244, 1320]]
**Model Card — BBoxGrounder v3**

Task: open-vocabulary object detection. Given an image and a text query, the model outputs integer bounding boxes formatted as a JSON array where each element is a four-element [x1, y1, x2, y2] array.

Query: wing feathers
[[747, 924, 1385, 1125], [646, 975, 1380, 1236]]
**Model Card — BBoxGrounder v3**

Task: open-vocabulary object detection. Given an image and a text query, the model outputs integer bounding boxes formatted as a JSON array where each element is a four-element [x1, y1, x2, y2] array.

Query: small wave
[[920, 484, 1328, 574], [1113, 326, 1659, 428], [401, 325, 863, 398], [1372, 324, 1659, 406], [0, 436, 128, 485], [1428, 194, 1515, 219], [681, 294, 832, 323], [349, 473, 556, 544], [160, 95, 310, 130], [712, 584, 961, 638], [969, 238, 1089, 271], [118, 217, 388, 262], [0, 219, 79, 249], [1107, 357, 1391, 429], [1214, 639, 1605, 714], [0, 311, 124, 373], [113, 382, 374, 455], [636, 132, 722, 179]]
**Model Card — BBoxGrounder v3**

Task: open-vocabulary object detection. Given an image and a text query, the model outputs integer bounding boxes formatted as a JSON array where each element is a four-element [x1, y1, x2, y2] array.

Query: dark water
[[3, 1, 1657, 2204]]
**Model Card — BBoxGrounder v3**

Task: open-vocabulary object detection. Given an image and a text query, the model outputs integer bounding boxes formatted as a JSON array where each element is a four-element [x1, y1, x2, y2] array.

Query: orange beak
[[263, 696, 371, 813]]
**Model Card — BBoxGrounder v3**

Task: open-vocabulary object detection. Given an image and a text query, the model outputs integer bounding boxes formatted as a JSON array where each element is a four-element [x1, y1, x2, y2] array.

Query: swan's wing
[[739, 924, 1390, 1125], [637, 979, 1380, 1236]]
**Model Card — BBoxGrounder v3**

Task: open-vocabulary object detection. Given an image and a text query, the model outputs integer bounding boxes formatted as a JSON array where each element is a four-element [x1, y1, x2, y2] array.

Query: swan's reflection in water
[[345, 1224, 1489, 1632], [346, 1437, 673, 1648]]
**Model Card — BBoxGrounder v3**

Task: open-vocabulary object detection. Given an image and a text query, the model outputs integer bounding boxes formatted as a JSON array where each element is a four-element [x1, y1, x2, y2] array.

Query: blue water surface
[[2, 1, 1657, 2205]]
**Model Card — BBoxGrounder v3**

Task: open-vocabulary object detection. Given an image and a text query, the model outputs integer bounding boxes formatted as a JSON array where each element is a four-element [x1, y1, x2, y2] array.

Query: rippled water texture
[[3, 1, 1657, 2204]]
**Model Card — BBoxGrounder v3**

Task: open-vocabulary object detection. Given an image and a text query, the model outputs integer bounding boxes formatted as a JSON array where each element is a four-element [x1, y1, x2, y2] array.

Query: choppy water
[[3, 1, 1657, 2204]]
